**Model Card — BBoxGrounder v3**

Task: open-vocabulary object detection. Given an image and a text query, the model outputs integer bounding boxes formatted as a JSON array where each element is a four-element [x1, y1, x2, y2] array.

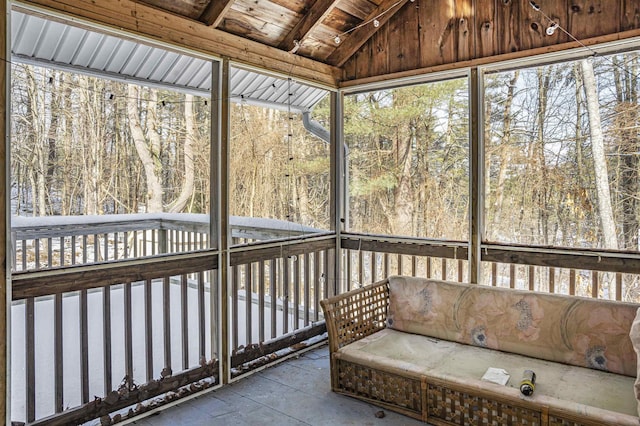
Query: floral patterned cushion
[[387, 275, 639, 377]]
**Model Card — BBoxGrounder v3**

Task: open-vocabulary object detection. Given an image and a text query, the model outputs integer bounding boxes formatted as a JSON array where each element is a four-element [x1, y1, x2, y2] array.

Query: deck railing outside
[[10, 214, 330, 425], [11, 216, 640, 425]]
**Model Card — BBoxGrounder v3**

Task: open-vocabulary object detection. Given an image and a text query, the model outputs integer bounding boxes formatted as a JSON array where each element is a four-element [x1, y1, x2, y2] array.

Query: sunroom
[[1, 0, 640, 425]]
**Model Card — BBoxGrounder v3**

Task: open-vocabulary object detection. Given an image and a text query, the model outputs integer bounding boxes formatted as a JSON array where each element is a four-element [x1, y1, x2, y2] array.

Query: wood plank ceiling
[[17, 0, 640, 86], [136, 0, 408, 68]]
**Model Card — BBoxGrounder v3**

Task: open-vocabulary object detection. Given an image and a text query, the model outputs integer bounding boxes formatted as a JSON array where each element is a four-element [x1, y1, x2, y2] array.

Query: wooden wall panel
[[568, 0, 621, 38], [343, 0, 640, 83], [622, 0, 640, 30], [418, 0, 458, 68], [388, 0, 420, 73], [475, 0, 497, 58], [520, 0, 571, 50]]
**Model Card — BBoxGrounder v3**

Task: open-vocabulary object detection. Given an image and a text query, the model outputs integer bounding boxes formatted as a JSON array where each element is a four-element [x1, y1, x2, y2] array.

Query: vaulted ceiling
[[14, 0, 640, 88]]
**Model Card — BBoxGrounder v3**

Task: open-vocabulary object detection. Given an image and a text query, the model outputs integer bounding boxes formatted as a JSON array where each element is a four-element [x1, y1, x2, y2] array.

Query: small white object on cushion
[[630, 307, 640, 416]]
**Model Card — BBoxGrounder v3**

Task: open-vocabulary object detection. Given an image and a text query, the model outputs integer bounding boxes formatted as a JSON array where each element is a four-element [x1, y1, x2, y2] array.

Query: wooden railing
[[10, 214, 333, 425], [12, 222, 640, 425], [339, 233, 469, 291], [339, 234, 640, 303], [11, 214, 320, 272], [228, 236, 333, 376], [12, 252, 218, 425]]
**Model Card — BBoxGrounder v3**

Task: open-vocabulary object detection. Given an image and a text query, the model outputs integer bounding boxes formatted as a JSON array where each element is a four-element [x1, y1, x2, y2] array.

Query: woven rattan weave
[[320, 278, 636, 426]]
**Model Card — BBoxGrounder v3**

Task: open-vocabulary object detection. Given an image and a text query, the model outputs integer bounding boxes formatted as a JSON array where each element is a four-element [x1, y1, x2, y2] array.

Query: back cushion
[[386, 275, 639, 377]]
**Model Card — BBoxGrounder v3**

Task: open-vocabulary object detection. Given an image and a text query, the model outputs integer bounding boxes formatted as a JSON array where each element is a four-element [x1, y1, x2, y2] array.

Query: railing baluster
[[313, 252, 320, 322], [124, 282, 133, 381], [103, 286, 112, 394], [441, 258, 447, 280], [181, 274, 189, 370], [358, 249, 364, 287], [144, 279, 153, 382], [283, 257, 289, 334], [26, 297, 35, 422], [55, 293, 63, 412], [114, 232, 118, 261], [71, 235, 76, 265], [370, 252, 376, 283], [123, 231, 129, 259], [270, 259, 277, 338], [245, 263, 252, 345], [47, 237, 53, 268], [303, 253, 310, 326], [22, 239, 27, 271], [60, 236, 65, 267], [80, 289, 89, 403], [529, 265, 535, 291], [491, 262, 497, 286], [34, 238, 40, 270], [104, 233, 109, 262], [198, 271, 206, 362], [616, 273, 623, 301], [163, 276, 172, 374], [509, 264, 515, 289], [569, 269, 576, 295], [458, 259, 464, 282], [398, 253, 403, 276], [294, 254, 300, 330], [259, 260, 266, 342], [426, 256, 431, 278], [549, 267, 555, 293], [83, 235, 88, 264], [94, 234, 99, 262], [232, 265, 239, 349], [346, 249, 352, 291], [323, 249, 329, 300], [592, 271, 599, 299]]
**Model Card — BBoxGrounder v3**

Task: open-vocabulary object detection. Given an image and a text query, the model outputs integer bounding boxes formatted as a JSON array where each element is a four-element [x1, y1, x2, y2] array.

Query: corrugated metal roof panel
[[10, 10, 328, 112]]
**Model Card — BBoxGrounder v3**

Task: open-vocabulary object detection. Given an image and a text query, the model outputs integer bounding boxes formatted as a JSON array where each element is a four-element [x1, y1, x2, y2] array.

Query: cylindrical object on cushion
[[520, 370, 536, 396]]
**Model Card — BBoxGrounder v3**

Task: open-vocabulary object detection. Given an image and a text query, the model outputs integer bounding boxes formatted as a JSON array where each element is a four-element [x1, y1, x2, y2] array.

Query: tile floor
[[130, 344, 425, 426]]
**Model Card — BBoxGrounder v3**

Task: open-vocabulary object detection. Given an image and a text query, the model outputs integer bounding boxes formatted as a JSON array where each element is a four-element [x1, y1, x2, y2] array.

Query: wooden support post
[[469, 68, 482, 284], [1, 1, 8, 422], [330, 91, 343, 296], [219, 58, 231, 384]]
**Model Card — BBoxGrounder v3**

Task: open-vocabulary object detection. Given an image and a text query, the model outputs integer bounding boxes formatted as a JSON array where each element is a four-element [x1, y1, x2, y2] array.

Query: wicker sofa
[[320, 275, 640, 426]]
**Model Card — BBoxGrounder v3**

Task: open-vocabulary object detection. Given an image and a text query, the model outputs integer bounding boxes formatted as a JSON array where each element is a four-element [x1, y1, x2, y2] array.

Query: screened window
[[344, 78, 469, 240], [484, 51, 640, 251]]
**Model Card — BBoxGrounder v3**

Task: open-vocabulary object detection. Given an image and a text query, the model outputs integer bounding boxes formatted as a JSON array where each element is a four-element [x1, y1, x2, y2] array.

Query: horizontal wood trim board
[[230, 322, 326, 367], [340, 237, 469, 260], [483, 247, 640, 274], [12, 252, 218, 300], [16, 0, 341, 87], [230, 239, 335, 266], [340, 28, 640, 88], [28, 360, 220, 426]]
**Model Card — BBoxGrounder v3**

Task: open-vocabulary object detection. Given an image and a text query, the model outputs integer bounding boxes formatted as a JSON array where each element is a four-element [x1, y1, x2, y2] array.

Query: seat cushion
[[336, 328, 638, 423], [386, 275, 639, 377]]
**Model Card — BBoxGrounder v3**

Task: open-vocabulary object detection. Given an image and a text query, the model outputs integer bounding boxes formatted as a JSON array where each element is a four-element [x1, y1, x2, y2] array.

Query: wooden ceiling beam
[[199, 0, 234, 27], [278, 0, 341, 53], [16, 0, 341, 87], [327, 0, 410, 67]]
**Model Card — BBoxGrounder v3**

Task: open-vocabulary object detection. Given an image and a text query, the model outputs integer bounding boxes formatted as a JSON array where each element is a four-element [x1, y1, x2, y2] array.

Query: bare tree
[[581, 59, 618, 249]]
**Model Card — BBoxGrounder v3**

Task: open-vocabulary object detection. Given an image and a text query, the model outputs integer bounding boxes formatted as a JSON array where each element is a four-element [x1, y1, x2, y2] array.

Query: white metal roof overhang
[[10, 9, 328, 113]]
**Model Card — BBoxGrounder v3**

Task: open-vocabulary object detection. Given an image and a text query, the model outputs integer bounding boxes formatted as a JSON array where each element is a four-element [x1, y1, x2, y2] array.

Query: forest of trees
[[9, 49, 640, 254]]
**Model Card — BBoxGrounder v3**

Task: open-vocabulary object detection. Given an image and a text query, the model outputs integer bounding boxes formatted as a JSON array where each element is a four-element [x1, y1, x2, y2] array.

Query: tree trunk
[[127, 85, 164, 212], [581, 59, 618, 250], [168, 94, 196, 213]]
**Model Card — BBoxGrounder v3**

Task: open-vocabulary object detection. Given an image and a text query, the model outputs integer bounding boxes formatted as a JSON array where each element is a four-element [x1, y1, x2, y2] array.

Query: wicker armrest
[[320, 279, 389, 353]]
